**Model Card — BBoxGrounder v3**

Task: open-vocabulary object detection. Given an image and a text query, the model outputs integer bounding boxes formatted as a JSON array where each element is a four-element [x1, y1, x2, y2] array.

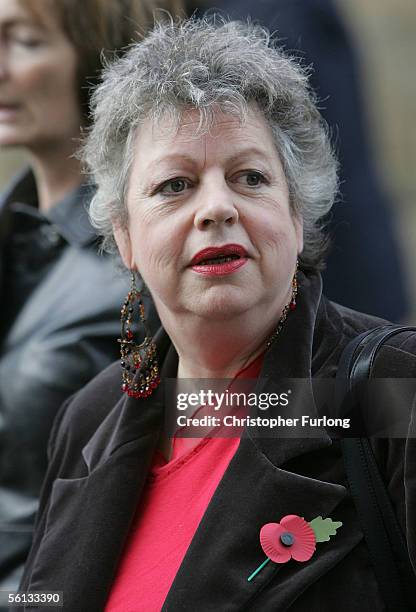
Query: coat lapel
[[26, 399, 162, 610], [26, 334, 174, 611], [162, 432, 356, 612], [163, 271, 357, 610]]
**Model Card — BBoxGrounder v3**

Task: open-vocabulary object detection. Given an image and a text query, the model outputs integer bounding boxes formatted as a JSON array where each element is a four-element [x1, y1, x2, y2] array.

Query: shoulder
[[59, 248, 129, 306], [324, 297, 388, 338], [320, 299, 416, 541], [314, 295, 416, 377], [313, 296, 385, 374], [329, 299, 416, 376], [48, 360, 122, 475], [61, 358, 122, 421], [48, 327, 169, 476]]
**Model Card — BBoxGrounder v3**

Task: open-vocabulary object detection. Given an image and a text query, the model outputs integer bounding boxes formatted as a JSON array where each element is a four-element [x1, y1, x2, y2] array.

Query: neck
[[28, 139, 83, 213], [163, 296, 292, 379]]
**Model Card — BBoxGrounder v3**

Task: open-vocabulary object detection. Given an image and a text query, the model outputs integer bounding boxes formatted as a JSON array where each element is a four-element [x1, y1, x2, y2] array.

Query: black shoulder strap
[[337, 325, 416, 612]]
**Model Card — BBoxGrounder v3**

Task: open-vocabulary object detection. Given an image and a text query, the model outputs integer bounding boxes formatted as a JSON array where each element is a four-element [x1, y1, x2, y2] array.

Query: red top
[[105, 354, 263, 612]]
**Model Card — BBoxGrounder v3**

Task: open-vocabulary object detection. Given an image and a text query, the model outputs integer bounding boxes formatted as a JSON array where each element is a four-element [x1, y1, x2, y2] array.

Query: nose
[[194, 181, 239, 231]]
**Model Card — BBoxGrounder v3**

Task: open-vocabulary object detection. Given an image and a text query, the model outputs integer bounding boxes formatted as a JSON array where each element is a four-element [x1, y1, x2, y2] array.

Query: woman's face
[[0, 0, 81, 149], [116, 105, 303, 326]]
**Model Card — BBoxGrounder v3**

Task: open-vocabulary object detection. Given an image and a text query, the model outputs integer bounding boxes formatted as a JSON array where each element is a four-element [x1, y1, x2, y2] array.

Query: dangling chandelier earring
[[119, 271, 160, 398], [266, 259, 299, 349], [289, 259, 299, 311]]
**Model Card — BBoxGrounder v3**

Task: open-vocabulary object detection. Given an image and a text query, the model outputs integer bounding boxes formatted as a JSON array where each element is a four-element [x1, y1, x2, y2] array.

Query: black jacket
[[19, 271, 416, 611], [0, 170, 158, 592]]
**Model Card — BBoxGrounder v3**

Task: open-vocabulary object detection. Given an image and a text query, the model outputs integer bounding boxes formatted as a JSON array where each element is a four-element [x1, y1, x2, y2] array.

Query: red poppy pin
[[248, 515, 342, 581]]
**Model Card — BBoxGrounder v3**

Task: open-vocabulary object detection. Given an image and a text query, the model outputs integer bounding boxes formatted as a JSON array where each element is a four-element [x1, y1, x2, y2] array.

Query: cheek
[[245, 206, 299, 254], [129, 215, 185, 276], [19, 56, 79, 119]]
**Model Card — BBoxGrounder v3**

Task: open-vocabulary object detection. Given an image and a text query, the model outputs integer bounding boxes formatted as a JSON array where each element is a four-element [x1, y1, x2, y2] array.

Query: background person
[[0, 0, 182, 592], [19, 18, 416, 611]]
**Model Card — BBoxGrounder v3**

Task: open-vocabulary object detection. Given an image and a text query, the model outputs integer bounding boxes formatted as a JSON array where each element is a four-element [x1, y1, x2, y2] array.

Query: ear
[[113, 223, 134, 269], [293, 213, 304, 255]]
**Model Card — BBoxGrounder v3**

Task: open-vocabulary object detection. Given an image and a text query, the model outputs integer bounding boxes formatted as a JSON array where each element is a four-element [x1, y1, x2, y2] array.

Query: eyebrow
[[145, 154, 198, 173], [145, 147, 272, 171], [1, 18, 46, 31], [224, 147, 272, 166]]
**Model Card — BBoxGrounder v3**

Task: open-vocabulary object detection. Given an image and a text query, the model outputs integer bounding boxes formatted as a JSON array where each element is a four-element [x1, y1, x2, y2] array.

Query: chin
[[187, 286, 254, 320], [0, 131, 27, 147]]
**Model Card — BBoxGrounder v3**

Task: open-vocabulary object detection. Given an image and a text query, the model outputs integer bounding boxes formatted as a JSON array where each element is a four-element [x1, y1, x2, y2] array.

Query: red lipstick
[[190, 244, 248, 276]]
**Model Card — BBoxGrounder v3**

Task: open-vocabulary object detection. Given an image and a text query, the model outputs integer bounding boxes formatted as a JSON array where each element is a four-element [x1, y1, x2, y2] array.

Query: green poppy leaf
[[309, 516, 343, 542]]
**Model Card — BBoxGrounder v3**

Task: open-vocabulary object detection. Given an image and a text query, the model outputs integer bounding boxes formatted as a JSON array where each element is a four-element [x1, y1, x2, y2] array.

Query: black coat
[[19, 271, 416, 611]]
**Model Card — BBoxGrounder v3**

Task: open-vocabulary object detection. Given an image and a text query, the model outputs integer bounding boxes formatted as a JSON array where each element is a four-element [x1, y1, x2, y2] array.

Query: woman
[[20, 18, 415, 611], [0, 0, 181, 592]]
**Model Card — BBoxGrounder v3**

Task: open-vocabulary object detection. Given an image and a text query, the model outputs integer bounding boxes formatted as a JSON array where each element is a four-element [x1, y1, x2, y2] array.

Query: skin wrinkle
[[133, 116, 289, 210], [115, 105, 303, 381]]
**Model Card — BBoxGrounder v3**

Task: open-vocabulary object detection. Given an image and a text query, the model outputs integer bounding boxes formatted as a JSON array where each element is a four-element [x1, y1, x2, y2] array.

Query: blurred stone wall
[[338, 0, 416, 320]]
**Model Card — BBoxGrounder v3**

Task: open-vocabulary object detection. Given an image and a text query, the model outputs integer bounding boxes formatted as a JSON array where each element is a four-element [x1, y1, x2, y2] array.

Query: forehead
[[134, 105, 278, 164], [0, 0, 59, 30]]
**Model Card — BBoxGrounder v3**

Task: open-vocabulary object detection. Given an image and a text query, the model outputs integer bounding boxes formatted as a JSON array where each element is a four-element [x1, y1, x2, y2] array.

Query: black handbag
[[336, 325, 416, 612]]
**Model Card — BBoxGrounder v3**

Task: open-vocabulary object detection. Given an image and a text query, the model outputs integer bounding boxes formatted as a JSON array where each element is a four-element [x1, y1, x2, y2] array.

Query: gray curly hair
[[84, 16, 338, 268]]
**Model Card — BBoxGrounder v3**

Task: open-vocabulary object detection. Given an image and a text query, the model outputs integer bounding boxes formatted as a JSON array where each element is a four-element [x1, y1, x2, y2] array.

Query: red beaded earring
[[265, 260, 299, 349], [289, 260, 299, 311], [119, 272, 160, 398]]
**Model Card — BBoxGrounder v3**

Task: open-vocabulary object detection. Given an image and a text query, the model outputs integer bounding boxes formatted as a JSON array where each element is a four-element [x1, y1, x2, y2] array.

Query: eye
[[232, 171, 268, 188], [158, 178, 191, 195], [15, 38, 43, 48], [8, 29, 44, 49]]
